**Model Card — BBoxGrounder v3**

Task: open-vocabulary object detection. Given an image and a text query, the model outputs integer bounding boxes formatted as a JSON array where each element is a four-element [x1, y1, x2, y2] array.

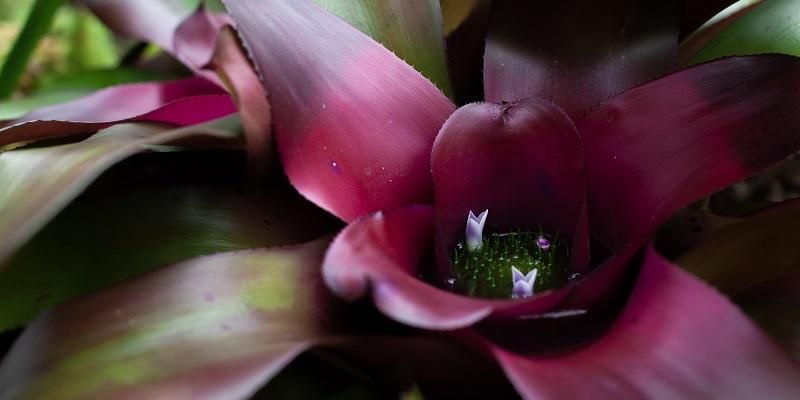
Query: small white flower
[[511, 266, 537, 299], [465, 209, 488, 252]]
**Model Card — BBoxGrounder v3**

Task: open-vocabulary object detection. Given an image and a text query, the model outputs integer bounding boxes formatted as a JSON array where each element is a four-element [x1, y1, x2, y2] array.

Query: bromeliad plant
[[1, 0, 800, 398]]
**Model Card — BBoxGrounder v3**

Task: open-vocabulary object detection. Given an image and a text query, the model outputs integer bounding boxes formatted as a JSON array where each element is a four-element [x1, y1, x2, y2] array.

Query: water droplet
[[321, 103, 327, 109], [330, 161, 342, 175], [363, 166, 373, 176]]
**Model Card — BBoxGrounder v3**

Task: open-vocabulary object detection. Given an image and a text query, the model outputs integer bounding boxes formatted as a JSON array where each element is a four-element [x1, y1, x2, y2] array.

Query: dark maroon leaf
[[580, 55, 800, 253], [484, 0, 678, 119]]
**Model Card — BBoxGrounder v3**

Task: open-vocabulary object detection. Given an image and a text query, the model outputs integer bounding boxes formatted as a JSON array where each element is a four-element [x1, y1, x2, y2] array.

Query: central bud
[[449, 210, 570, 299]]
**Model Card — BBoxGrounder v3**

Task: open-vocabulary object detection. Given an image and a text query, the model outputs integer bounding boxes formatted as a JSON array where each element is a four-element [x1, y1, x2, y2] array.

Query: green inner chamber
[[449, 231, 571, 299]]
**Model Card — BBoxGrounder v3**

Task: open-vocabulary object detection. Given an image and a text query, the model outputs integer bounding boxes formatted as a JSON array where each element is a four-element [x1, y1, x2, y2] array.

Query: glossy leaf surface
[[225, 0, 455, 221], [688, 0, 800, 64], [678, 0, 765, 65], [314, 0, 452, 97]]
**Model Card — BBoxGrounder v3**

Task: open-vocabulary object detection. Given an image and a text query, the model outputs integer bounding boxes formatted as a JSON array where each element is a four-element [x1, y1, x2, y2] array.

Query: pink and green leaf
[[0, 117, 241, 269], [224, 0, 455, 221], [0, 183, 340, 331], [0, 77, 235, 147], [678, 0, 766, 65], [685, 0, 800, 65], [0, 239, 347, 399], [314, 0, 453, 98]]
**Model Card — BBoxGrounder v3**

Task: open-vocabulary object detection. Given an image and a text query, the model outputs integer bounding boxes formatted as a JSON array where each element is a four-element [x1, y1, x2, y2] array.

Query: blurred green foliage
[[0, 0, 119, 96]]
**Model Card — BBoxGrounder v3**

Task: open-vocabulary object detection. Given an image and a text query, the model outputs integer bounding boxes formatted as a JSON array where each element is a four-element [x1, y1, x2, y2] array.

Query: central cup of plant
[[449, 210, 571, 299]]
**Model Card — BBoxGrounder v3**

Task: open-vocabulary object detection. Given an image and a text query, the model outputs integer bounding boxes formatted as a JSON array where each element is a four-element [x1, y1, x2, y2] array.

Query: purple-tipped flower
[[511, 266, 537, 299], [536, 236, 551, 251], [465, 209, 488, 252]]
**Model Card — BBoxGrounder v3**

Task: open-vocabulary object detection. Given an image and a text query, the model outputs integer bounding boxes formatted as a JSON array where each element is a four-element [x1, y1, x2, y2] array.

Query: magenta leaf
[[224, 0, 456, 221], [431, 99, 589, 271], [491, 244, 800, 399], [483, 0, 678, 119], [314, 0, 453, 97], [0, 77, 235, 147], [173, 6, 232, 70], [580, 55, 800, 253], [0, 239, 347, 399]]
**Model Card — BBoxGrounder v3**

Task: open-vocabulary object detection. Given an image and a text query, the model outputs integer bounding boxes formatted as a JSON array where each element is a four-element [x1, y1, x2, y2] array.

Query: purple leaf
[[224, 0, 455, 221]]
